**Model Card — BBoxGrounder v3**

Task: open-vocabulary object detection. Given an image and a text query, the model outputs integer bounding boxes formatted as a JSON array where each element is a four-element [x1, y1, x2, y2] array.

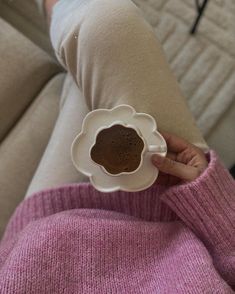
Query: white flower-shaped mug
[[71, 104, 167, 192]]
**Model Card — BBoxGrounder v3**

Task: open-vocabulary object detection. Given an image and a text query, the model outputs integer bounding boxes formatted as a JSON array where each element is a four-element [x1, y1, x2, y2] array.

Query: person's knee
[[81, 0, 143, 40], [87, 0, 140, 25], [50, 0, 144, 81], [78, 0, 145, 57], [51, 0, 141, 54]]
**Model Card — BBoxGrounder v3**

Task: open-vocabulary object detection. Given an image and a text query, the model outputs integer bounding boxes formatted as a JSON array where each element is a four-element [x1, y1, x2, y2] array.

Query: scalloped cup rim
[[89, 172, 158, 193], [70, 104, 167, 192]]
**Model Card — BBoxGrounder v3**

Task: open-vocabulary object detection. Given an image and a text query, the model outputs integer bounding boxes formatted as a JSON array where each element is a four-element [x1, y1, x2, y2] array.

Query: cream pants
[[26, 0, 208, 197]]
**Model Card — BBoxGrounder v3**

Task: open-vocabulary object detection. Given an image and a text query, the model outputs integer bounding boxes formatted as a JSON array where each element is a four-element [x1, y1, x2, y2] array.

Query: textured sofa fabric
[[0, 74, 65, 238], [0, 0, 53, 55], [0, 18, 60, 141], [0, 17, 64, 238]]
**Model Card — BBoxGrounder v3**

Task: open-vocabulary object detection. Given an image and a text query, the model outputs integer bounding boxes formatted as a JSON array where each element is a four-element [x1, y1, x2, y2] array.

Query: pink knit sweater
[[0, 150, 234, 293]]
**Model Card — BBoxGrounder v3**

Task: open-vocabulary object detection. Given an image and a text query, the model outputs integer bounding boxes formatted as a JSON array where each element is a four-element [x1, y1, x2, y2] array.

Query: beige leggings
[[26, 0, 208, 197]]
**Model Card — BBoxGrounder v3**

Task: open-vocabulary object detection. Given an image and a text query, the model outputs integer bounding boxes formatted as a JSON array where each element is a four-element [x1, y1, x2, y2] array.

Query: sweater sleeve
[[160, 150, 235, 287]]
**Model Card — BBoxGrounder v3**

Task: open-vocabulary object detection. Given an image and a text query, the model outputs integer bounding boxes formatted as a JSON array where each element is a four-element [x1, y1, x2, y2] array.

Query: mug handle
[[147, 145, 167, 153]]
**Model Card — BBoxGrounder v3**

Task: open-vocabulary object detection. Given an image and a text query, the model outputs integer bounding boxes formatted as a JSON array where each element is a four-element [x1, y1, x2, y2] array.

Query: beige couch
[[0, 3, 65, 237]]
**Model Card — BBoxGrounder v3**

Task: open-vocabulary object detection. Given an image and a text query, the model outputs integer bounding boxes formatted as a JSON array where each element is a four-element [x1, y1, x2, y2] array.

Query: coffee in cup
[[90, 124, 144, 175]]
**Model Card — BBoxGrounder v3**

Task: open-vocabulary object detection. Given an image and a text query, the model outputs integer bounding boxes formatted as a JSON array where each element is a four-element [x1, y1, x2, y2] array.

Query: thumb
[[152, 154, 200, 181]]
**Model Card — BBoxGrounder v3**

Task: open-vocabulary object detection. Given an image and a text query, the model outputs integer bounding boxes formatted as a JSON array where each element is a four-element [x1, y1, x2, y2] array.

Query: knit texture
[[0, 150, 234, 293]]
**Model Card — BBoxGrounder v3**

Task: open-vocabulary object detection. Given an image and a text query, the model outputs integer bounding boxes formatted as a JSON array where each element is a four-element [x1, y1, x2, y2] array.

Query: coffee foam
[[90, 124, 144, 174]]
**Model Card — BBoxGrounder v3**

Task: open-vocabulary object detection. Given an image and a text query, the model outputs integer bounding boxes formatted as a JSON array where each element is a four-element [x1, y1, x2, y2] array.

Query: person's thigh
[[50, 0, 208, 151], [26, 75, 90, 198]]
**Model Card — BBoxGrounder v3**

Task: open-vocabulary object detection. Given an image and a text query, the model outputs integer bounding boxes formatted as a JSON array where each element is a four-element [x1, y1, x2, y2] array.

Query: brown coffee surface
[[90, 124, 144, 175]]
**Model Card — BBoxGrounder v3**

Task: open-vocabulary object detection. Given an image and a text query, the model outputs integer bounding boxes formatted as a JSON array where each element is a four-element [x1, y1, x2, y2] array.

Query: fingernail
[[152, 155, 164, 165]]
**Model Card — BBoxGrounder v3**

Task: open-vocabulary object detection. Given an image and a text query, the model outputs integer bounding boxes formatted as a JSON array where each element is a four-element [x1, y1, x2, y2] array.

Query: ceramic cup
[[71, 104, 167, 193], [89, 121, 166, 177]]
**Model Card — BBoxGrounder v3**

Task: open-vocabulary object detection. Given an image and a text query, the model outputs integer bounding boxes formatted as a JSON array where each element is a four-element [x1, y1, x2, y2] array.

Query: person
[[0, 0, 234, 293]]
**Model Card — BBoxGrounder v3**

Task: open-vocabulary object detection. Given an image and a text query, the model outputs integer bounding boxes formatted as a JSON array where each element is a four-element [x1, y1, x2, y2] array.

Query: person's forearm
[[161, 150, 235, 286]]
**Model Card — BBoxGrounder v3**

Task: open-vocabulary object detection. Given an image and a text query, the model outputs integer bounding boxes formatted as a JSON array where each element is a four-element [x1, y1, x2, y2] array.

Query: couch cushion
[[0, 0, 53, 55], [0, 73, 65, 238], [0, 0, 46, 32], [0, 17, 61, 141]]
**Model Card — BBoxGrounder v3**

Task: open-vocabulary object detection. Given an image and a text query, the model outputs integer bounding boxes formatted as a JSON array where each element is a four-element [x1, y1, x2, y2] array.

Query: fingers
[[166, 151, 177, 161], [157, 172, 180, 186], [160, 131, 194, 153], [153, 131, 207, 182], [152, 154, 200, 181]]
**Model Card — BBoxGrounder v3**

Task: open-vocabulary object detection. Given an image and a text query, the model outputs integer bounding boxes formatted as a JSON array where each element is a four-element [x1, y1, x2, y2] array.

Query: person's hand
[[151, 132, 208, 186]]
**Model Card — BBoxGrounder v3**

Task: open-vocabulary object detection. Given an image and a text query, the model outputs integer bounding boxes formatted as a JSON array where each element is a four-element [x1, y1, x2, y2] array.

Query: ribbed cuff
[[161, 150, 235, 251]]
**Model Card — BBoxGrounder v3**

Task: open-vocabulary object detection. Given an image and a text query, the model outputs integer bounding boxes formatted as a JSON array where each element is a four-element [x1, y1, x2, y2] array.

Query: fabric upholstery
[[0, 73, 65, 238], [0, 17, 60, 141]]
